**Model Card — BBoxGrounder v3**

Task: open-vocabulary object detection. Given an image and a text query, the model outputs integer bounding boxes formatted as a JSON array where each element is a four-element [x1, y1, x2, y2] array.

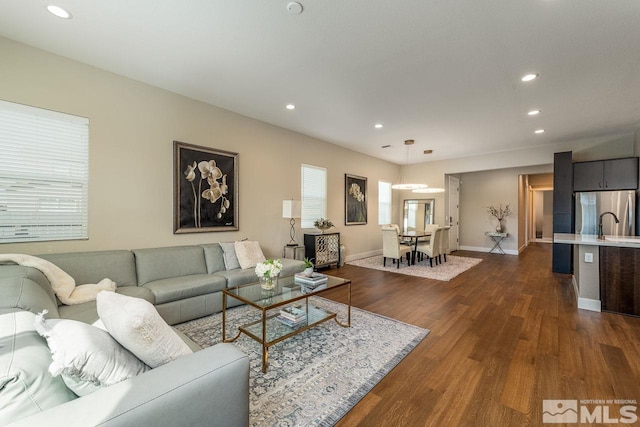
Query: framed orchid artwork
[[345, 173, 367, 225], [174, 141, 239, 233]]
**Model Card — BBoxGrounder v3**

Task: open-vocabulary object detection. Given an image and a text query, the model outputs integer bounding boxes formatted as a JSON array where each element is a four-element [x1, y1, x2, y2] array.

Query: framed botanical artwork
[[345, 173, 367, 225], [174, 141, 239, 233]]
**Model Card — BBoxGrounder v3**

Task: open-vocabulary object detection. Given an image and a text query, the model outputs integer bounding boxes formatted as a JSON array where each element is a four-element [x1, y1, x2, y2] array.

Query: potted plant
[[303, 258, 314, 277], [313, 218, 334, 233]]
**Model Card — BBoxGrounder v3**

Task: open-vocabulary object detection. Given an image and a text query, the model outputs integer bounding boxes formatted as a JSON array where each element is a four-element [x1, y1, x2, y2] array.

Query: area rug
[[347, 254, 482, 281], [175, 297, 428, 427]]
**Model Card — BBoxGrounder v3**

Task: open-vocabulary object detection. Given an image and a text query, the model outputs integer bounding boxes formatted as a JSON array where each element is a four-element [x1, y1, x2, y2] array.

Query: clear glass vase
[[259, 275, 277, 290]]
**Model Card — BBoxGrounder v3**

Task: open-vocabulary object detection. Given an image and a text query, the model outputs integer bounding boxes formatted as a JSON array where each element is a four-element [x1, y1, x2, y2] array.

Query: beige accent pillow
[[96, 291, 193, 368], [234, 240, 266, 269], [34, 310, 148, 397]]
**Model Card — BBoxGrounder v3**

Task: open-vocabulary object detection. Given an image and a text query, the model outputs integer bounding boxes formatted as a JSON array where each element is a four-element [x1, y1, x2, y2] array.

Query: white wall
[[0, 37, 400, 258]]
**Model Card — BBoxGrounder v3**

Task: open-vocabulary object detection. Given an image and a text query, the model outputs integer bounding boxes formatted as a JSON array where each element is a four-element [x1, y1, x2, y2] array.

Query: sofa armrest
[[10, 343, 249, 427]]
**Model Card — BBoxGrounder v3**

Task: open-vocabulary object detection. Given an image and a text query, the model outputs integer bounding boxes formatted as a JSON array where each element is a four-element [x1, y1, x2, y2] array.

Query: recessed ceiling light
[[374, 123, 383, 129], [404, 139, 415, 145], [521, 73, 539, 82], [424, 150, 433, 154], [528, 109, 541, 116], [47, 5, 72, 19], [534, 129, 545, 134], [285, 104, 295, 110], [381, 144, 391, 148]]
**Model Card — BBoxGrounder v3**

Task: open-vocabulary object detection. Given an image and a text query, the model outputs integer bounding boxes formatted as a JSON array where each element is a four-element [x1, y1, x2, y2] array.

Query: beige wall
[[2, 36, 639, 260], [458, 165, 552, 254], [0, 37, 400, 258]]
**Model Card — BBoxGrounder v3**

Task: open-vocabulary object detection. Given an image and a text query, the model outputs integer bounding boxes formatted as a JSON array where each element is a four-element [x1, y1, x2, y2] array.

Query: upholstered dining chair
[[385, 224, 412, 246], [416, 227, 441, 267], [438, 227, 449, 263], [381, 226, 412, 268]]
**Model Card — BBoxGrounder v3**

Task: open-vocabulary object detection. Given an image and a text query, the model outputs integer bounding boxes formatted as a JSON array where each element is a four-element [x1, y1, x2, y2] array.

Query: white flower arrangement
[[255, 259, 283, 279]]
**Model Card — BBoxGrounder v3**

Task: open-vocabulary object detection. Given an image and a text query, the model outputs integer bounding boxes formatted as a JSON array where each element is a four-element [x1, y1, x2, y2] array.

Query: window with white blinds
[[301, 164, 327, 228], [0, 100, 89, 243], [378, 180, 392, 225]]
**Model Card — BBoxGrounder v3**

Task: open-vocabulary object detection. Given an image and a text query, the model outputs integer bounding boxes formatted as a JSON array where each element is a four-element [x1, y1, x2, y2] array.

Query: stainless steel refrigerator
[[575, 190, 636, 236]]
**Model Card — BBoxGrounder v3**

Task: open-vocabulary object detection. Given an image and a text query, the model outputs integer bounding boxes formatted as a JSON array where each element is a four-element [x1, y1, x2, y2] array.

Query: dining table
[[399, 230, 432, 265]]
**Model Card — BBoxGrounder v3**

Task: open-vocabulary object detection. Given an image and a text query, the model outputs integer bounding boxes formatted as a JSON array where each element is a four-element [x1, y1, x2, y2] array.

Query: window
[[378, 180, 392, 225], [0, 100, 89, 243], [301, 164, 327, 228]]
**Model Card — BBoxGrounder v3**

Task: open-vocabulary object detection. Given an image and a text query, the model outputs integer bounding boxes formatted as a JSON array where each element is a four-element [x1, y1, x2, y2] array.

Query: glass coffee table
[[222, 274, 351, 372]]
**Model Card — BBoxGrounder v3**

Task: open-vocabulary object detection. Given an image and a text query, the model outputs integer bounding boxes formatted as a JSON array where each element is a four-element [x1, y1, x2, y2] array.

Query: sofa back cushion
[[133, 246, 207, 285], [0, 266, 60, 316], [200, 244, 227, 274], [39, 250, 137, 288], [0, 309, 77, 425]]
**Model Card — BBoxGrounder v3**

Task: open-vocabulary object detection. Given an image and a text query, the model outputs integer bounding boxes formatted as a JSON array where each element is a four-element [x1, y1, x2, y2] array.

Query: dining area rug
[[347, 255, 482, 281], [175, 297, 428, 427]]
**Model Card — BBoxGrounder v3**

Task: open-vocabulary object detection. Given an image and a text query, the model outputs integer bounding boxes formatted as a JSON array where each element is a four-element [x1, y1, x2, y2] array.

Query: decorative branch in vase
[[487, 203, 511, 233]]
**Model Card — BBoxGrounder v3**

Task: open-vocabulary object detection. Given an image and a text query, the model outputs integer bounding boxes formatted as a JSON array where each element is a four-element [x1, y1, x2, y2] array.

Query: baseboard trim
[[578, 297, 601, 312], [459, 245, 518, 256], [344, 249, 381, 263]]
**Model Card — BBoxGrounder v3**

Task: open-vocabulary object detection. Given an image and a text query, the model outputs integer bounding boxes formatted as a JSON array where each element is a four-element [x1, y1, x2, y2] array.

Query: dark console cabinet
[[573, 157, 639, 192], [304, 233, 340, 269]]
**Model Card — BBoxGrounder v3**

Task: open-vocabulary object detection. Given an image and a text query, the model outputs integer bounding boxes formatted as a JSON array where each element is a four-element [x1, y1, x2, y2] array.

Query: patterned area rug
[[347, 255, 482, 281], [175, 297, 428, 427]]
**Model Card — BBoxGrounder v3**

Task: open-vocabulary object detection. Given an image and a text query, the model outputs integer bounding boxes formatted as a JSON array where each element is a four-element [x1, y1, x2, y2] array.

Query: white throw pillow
[[96, 291, 193, 368], [34, 311, 148, 397], [234, 240, 266, 269]]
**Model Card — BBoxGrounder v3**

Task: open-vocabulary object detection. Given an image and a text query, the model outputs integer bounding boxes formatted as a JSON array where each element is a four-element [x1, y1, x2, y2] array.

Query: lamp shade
[[282, 200, 301, 219]]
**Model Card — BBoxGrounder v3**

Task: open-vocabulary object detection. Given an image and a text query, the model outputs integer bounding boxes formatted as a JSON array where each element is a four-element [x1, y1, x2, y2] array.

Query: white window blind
[[378, 180, 392, 225], [301, 164, 327, 228], [0, 100, 89, 243]]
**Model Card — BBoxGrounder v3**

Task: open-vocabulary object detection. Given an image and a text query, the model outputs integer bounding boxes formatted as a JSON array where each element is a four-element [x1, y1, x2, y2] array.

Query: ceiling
[[1, 0, 639, 165]]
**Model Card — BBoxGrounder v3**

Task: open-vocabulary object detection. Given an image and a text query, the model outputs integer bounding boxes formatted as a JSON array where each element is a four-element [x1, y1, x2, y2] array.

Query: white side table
[[485, 232, 508, 254]]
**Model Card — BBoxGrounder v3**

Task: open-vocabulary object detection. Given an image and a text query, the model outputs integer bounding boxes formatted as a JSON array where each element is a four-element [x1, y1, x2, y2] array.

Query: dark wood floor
[[319, 243, 640, 426]]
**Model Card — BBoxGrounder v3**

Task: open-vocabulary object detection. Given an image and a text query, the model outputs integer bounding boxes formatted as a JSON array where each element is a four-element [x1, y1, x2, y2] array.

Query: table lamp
[[282, 200, 301, 246]]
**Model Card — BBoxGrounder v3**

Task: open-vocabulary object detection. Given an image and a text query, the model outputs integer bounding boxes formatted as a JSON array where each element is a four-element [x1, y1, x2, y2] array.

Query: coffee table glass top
[[225, 274, 349, 309]]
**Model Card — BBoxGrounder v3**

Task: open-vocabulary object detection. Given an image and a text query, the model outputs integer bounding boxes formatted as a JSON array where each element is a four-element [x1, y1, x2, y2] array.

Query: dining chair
[[439, 227, 449, 263], [416, 228, 441, 267], [381, 226, 412, 268], [385, 224, 412, 246]]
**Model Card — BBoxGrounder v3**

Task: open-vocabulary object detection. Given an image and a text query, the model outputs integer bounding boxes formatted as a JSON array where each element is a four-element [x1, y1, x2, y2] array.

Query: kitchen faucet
[[598, 211, 620, 239]]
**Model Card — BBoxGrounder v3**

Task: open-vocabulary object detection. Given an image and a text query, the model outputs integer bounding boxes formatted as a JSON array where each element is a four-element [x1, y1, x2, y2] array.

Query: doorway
[[447, 176, 460, 251], [530, 188, 553, 243]]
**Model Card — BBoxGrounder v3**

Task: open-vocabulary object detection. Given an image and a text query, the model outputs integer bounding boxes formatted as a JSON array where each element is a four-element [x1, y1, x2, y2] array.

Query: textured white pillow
[[97, 291, 193, 368], [234, 240, 266, 269], [34, 311, 148, 397]]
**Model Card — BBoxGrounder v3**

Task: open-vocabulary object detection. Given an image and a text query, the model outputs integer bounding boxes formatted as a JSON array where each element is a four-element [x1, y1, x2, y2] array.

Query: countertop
[[554, 233, 640, 249]]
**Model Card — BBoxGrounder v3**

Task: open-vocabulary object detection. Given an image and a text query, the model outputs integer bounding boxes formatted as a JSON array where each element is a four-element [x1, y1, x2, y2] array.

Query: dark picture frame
[[174, 141, 239, 233], [345, 173, 367, 225]]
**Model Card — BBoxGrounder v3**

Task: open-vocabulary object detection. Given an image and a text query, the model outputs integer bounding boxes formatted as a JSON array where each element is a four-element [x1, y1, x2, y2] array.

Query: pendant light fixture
[[391, 139, 429, 190]]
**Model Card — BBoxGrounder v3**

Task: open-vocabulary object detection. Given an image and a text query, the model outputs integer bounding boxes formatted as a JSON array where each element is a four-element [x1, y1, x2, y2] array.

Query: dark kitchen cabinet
[[600, 246, 640, 316], [573, 158, 638, 192]]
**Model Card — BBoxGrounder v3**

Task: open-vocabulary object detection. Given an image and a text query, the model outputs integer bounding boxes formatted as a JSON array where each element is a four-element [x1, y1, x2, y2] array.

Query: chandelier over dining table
[[391, 139, 429, 190]]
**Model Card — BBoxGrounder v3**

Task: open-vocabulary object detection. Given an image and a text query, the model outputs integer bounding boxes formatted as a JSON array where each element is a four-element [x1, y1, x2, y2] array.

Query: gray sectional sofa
[[0, 243, 305, 426]]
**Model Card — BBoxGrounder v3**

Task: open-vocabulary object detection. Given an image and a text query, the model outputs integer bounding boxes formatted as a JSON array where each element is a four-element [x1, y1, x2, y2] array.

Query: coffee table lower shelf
[[222, 275, 351, 372]]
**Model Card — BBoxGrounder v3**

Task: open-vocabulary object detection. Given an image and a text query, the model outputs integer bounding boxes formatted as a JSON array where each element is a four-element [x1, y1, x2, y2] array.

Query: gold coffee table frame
[[222, 275, 351, 372]]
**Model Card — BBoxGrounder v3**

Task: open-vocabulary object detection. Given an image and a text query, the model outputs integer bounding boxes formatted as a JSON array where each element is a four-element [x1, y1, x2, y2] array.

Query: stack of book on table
[[277, 305, 307, 327], [294, 272, 328, 289]]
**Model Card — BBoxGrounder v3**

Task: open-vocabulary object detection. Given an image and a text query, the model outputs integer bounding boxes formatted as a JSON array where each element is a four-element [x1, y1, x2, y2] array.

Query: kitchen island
[[554, 233, 640, 315]]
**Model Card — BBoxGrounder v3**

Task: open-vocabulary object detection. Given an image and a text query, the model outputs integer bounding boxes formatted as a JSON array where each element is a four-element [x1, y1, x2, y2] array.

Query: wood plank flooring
[[318, 243, 640, 426]]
